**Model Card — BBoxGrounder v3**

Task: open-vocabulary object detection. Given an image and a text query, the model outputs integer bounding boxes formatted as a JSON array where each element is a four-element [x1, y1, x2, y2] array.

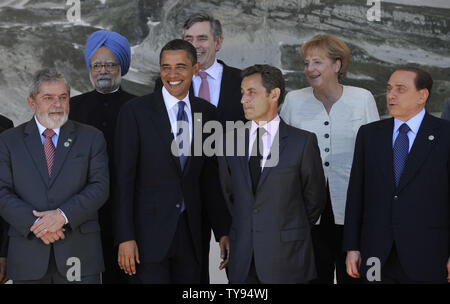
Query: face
[[89, 46, 121, 93], [303, 48, 340, 90], [183, 21, 223, 70], [160, 49, 200, 100], [386, 70, 428, 122], [27, 81, 70, 129], [241, 73, 279, 124]]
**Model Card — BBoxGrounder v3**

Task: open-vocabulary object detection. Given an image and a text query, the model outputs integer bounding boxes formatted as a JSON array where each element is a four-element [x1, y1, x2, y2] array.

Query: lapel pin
[[64, 138, 72, 148], [428, 135, 434, 141]]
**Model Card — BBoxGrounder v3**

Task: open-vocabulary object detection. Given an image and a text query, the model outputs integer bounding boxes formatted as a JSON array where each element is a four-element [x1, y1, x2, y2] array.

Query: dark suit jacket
[[154, 59, 245, 126], [218, 120, 327, 283], [0, 119, 109, 280], [440, 98, 450, 121], [114, 89, 230, 264], [343, 113, 450, 282], [0, 115, 13, 258]]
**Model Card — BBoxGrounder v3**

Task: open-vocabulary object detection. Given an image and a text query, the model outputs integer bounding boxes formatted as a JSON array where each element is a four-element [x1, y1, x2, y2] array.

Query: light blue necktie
[[393, 123, 410, 187]]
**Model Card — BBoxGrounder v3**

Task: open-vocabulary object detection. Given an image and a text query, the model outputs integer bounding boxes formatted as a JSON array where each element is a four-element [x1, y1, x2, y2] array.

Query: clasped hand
[[30, 210, 66, 245]]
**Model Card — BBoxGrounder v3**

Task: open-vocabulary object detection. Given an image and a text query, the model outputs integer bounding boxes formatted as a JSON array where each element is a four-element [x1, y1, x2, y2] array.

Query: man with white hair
[[0, 68, 109, 283]]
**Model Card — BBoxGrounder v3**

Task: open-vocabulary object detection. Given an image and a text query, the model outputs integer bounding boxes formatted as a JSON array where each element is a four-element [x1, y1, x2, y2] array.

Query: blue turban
[[84, 30, 131, 76]]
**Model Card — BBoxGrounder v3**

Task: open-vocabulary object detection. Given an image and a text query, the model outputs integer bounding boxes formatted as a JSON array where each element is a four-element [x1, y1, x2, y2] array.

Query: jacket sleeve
[[342, 125, 366, 252], [299, 132, 327, 225]]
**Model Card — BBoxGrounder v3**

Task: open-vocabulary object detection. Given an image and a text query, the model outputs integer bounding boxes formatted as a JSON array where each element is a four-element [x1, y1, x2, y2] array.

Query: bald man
[[69, 30, 136, 284]]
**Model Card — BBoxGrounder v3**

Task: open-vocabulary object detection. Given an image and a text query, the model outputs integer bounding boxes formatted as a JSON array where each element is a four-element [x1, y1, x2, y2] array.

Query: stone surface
[[0, 0, 448, 124]]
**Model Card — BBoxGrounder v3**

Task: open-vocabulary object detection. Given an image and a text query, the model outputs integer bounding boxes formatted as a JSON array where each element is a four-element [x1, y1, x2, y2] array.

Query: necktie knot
[[399, 123, 410, 134], [43, 128, 56, 139], [198, 71, 208, 80]]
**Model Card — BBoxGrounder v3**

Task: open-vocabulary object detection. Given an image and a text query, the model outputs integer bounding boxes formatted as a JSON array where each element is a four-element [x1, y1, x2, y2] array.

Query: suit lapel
[[237, 127, 253, 192], [256, 120, 288, 191], [216, 60, 231, 118], [148, 90, 182, 175], [23, 119, 50, 187], [48, 120, 76, 188], [397, 113, 440, 192], [183, 96, 202, 175]]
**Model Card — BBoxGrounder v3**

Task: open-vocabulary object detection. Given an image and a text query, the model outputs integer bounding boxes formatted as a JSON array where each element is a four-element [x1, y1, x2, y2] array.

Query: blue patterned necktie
[[176, 101, 189, 213], [176, 101, 189, 171], [393, 123, 410, 187]]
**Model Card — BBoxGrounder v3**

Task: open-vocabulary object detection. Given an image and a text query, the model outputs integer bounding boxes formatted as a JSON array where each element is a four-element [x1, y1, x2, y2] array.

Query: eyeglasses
[[90, 62, 120, 72]]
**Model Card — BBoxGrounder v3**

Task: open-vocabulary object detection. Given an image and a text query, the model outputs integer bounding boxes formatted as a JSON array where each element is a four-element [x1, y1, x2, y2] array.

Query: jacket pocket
[[280, 227, 306, 242], [79, 221, 101, 234]]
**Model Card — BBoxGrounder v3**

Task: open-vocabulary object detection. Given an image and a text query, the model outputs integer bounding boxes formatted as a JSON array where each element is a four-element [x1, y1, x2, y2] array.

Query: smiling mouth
[[168, 80, 183, 86], [309, 74, 320, 79]]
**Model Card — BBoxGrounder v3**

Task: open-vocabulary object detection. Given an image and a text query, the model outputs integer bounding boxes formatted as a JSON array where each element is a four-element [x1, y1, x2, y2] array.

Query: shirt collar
[[250, 115, 281, 137], [34, 116, 60, 137], [95, 87, 120, 94], [393, 108, 425, 135], [162, 86, 191, 112], [197, 59, 221, 80]]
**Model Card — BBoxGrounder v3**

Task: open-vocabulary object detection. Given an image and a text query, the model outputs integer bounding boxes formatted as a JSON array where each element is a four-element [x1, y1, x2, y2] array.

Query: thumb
[[33, 210, 43, 217], [135, 245, 140, 264]]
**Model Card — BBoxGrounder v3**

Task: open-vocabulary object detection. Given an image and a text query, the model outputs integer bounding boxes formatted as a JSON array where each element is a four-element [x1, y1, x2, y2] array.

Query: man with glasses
[[69, 30, 136, 284]]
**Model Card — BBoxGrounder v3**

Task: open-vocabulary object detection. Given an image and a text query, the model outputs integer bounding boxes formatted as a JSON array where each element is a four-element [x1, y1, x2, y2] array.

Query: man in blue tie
[[343, 67, 450, 284], [114, 39, 230, 283]]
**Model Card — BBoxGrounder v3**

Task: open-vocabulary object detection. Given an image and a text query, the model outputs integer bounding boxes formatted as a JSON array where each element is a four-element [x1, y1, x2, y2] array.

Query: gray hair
[[183, 12, 223, 40], [29, 68, 70, 98]]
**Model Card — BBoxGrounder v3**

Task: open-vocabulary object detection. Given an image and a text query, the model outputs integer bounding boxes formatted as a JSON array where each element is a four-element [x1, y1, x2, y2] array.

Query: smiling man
[[114, 39, 230, 284], [343, 67, 450, 284]]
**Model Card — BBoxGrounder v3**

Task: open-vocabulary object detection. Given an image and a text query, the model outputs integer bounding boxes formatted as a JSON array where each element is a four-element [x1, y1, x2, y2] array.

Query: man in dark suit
[[0, 68, 109, 283], [218, 64, 327, 283], [114, 39, 230, 283], [344, 67, 450, 284], [0, 114, 13, 284], [69, 30, 136, 284]]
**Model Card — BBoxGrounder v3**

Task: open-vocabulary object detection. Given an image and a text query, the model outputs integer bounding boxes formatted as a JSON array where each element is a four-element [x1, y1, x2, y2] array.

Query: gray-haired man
[[0, 68, 109, 283]]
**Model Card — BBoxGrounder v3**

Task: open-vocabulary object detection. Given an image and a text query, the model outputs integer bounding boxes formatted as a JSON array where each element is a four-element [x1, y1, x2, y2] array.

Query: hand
[[218, 236, 230, 270], [118, 240, 140, 276], [447, 257, 450, 283], [346, 250, 361, 278], [30, 210, 66, 238], [38, 228, 66, 245], [0, 257, 7, 284]]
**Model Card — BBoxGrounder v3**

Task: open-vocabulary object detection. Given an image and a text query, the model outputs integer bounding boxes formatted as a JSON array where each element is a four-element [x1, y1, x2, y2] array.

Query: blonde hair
[[300, 34, 351, 79]]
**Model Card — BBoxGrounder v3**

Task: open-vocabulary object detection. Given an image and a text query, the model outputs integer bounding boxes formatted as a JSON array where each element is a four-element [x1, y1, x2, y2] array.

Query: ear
[[193, 62, 200, 76], [334, 59, 342, 74], [270, 88, 281, 104], [418, 88, 429, 105], [215, 35, 224, 52], [27, 97, 37, 113]]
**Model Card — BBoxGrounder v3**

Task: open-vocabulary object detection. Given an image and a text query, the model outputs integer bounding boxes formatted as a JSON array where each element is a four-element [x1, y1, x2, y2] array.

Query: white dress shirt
[[280, 86, 380, 225], [392, 108, 425, 152], [162, 86, 193, 144], [248, 115, 281, 170], [192, 59, 223, 107]]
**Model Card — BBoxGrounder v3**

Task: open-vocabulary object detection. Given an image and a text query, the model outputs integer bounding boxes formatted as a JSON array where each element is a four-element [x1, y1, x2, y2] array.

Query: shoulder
[[121, 93, 154, 111], [343, 86, 375, 102], [0, 114, 13, 130], [70, 91, 95, 104], [283, 87, 314, 109], [191, 96, 216, 112]]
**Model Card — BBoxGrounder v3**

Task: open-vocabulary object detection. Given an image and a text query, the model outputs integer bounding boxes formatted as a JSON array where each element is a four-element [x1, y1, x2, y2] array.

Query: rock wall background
[[0, 0, 449, 125]]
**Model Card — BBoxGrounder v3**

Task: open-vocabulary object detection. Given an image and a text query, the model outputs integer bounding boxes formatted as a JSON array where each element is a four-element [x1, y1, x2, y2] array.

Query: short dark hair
[[241, 64, 286, 105], [183, 12, 222, 40], [159, 39, 197, 65], [395, 66, 433, 100]]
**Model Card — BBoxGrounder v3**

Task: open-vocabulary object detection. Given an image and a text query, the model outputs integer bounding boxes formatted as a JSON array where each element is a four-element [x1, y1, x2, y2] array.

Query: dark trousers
[[129, 212, 201, 284], [14, 247, 100, 284], [372, 245, 447, 284], [311, 183, 361, 284], [244, 256, 261, 284]]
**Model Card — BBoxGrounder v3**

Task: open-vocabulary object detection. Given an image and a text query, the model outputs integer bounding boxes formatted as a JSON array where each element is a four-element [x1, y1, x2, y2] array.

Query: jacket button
[[324, 162, 330, 167], [325, 148, 330, 152], [176, 204, 180, 208], [393, 195, 398, 200], [253, 209, 259, 214], [324, 121, 329, 126], [324, 133, 329, 138]]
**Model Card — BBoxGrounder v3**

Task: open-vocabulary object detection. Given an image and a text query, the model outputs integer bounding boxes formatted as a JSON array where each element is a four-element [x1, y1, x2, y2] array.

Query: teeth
[[169, 81, 182, 85]]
